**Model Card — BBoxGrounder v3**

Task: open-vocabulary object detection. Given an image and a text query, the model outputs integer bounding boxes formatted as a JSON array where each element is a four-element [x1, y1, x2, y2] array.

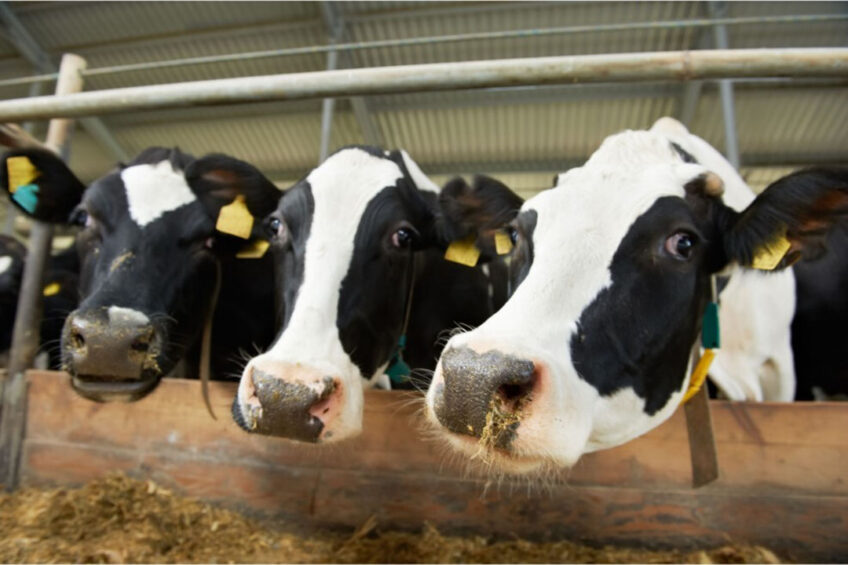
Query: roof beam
[[0, 1, 129, 162]]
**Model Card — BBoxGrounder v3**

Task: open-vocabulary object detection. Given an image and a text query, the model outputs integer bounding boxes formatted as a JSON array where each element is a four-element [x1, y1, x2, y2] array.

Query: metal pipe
[[0, 48, 845, 122], [0, 13, 845, 89], [1, 53, 86, 491], [710, 2, 741, 168]]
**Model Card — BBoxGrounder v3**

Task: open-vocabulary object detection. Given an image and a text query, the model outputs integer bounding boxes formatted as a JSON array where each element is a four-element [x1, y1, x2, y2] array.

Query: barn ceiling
[[0, 0, 846, 204]]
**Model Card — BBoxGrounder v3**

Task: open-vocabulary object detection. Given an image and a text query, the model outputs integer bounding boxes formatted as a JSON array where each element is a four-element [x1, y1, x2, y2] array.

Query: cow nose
[[236, 360, 342, 443], [64, 308, 160, 381], [432, 346, 537, 449]]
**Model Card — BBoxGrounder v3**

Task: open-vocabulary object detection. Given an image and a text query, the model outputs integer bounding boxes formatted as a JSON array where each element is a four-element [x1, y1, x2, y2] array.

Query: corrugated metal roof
[[0, 0, 845, 210]]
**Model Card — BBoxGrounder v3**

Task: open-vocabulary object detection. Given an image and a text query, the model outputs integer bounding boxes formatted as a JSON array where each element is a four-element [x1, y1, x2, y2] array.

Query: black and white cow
[[232, 146, 516, 443], [424, 117, 848, 474], [0, 235, 80, 369], [0, 147, 281, 402]]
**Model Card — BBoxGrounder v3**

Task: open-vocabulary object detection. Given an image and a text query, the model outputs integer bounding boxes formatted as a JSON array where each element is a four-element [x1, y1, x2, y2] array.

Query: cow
[[424, 117, 848, 474], [0, 147, 282, 402], [231, 146, 518, 443], [0, 235, 79, 369]]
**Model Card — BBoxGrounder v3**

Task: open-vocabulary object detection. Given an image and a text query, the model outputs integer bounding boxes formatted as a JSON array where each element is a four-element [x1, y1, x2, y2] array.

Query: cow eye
[[507, 226, 520, 245], [266, 216, 286, 240], [70, 209, 92, 228], [392, 227, 415, 248], [665, 232, 696, 260]]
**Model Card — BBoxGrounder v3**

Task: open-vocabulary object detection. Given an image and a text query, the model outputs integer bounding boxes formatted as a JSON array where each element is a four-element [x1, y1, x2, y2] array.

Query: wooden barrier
[[18, 371, 848, 561]]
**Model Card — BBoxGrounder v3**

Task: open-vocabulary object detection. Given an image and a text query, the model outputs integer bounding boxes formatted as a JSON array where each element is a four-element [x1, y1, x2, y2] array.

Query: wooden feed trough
[[12, 370, 848, 562]]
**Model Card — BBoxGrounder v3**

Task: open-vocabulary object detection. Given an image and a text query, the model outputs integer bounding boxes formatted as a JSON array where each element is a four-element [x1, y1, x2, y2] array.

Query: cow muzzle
[[62, 307, 163, 402], [428, 346, 539, 451], [233, 358, 352, 443]]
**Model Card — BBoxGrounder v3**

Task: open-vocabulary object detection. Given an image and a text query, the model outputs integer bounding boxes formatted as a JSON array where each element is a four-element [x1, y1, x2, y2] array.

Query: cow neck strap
[[682, 275, 720, 404], [386, 249, 416, 385], [200, 260, 222, 420]]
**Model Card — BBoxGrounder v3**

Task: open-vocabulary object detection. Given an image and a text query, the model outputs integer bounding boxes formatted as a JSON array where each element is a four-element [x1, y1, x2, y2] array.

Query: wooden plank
[[18, 370, 848, 561]]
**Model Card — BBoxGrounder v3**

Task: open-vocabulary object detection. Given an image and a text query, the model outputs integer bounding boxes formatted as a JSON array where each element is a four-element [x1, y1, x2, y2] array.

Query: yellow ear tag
[[7, 156, 39, 194], [494, 231, 513, 255], [236, 239, 270, 259], [751, 235, 791, 270], [43, 282, 61, 297], [444, 234, 481, 267], [683, 349, 716, 403], [215, 195, 253, 240]]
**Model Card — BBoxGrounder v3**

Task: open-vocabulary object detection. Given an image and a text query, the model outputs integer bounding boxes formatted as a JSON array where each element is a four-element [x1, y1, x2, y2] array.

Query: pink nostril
[[308, 379, 341, 424]]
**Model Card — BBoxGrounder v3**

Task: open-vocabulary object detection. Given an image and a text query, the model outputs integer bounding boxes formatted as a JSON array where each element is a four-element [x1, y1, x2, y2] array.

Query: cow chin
[[69, 371, 162, 403]]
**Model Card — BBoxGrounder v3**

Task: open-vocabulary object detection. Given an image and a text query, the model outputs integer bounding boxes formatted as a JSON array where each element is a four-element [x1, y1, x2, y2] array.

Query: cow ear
[[725, 167, 848, 271], [185, 154, 282, 240], [437, 175, 524, 244], [0, 148, 86, 223]]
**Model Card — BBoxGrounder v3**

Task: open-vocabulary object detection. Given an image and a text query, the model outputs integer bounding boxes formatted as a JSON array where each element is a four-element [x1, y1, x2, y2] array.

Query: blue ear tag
[[11, 183, 39, 214], [386, 334, 411, 384]]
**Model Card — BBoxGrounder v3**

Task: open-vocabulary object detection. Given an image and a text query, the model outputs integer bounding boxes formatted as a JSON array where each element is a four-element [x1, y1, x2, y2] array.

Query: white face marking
[[0, 256, 12, 276], [427, 127, 722, 470], [107, 306, 150, 326], [400, 150, 439, 193], [242, 148, 430, 441], [122, 160, 196, 228]]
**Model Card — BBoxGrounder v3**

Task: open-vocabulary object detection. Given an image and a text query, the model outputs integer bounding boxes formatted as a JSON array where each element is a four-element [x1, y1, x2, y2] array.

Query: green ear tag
[[386, 335, 411, 384], [11, 183, 39, 214], [701, 301, 720, 350]]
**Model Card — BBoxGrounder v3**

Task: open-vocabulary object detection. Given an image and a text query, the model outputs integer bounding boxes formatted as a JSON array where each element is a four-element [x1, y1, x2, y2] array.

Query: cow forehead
[[512, 132, 691, 322], [121, 160, 196, 228], [305, 148, 406, 238]]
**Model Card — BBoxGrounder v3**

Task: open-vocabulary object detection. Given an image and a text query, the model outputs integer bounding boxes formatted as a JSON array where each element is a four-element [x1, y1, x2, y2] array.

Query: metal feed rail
[[0, 48, 845, 121]]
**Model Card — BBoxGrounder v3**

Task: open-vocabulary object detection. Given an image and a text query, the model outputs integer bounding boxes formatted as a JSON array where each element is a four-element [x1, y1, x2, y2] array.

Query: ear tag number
[[751, 234, 791, 270], [444, 234, 481, 267], [236, 239, 270, 259], [43, 282, 61, 297], [494, 231, 513, 255], [7, 156, 39, 193], [215, 195, 253, 239]]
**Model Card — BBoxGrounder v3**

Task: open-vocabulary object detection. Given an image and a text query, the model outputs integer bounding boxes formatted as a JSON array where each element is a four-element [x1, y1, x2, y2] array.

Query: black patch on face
[[508, 209, 537, 294], [269, 180, 314, 333], [570, 197, 715, 415], [671, 142, 698, 164], [337, 183, 432, 378]]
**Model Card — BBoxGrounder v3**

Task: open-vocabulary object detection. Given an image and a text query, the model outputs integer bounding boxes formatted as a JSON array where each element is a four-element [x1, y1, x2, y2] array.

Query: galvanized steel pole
[[710, 2, 741, 169], [0, 53, 86, 490], [0, 49, 844, 122]]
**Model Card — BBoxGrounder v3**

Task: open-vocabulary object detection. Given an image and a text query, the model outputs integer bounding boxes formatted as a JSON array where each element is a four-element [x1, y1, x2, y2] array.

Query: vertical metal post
[[319, 1, 343, 163], [318, 48, 338, 163], [0, 53, 86, 490], [710, 1, 740, 168]]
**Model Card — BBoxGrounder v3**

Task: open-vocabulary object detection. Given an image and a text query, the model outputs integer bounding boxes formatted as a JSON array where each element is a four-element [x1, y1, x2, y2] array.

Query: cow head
[[0, 147, 280, 402], [232, 146, 520, 443], [425, 117, 848, 474]]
